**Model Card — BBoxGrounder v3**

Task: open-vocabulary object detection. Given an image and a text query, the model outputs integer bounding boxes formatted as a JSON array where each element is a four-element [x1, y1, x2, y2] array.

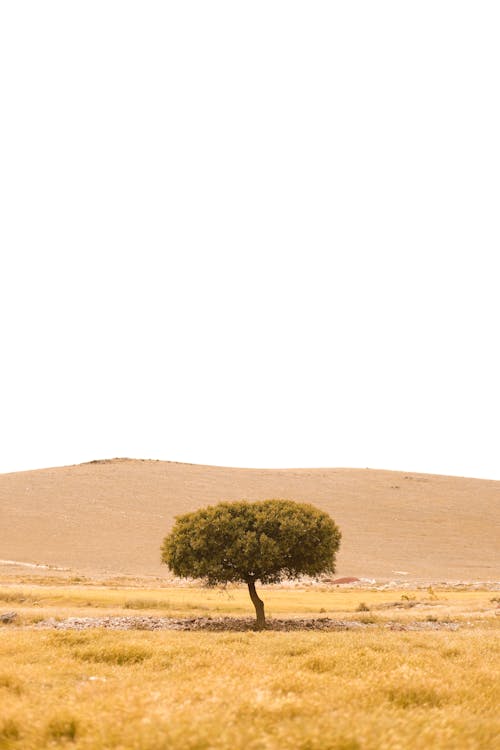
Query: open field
[[1, 582, 499, 626], [1, 458, 499, 580], [1, 582, 499, 750]]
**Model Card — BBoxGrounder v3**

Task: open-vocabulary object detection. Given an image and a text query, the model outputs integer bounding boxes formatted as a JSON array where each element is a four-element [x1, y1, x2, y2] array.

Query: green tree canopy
[[161, 499, 341, 629]]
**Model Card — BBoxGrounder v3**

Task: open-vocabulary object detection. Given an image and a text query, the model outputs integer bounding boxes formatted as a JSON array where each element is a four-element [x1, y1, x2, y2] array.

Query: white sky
[[1, 2, 499, 480]]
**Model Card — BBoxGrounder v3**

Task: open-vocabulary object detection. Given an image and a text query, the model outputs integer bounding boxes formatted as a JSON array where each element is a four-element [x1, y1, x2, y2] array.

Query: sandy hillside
[[1, 458, 499, 580]]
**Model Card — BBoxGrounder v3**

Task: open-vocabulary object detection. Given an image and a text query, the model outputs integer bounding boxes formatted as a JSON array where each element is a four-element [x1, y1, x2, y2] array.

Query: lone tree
[[161, 499, 341, 630]]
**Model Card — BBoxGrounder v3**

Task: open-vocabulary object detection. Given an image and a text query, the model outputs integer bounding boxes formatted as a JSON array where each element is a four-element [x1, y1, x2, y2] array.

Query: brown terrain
[[0, 458, 499, 581]]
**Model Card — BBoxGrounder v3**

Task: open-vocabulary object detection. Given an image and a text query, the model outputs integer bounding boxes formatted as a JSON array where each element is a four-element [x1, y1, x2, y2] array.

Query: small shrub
[[388, 686, 443, 708], [46, 716, 78, 742], [0, 592, 22, 604], [0, 718, 20, 743], [75, 644, 152, 665], [283, 646, 310, 657], [426, 615, 453, 624], [124, 598, 171, 610], [384, 600, 416, 609], [304, 656, 336, 673], [49, 632, 89, 647], [358, 614, 378, 624], [356, 602, 370, 612], [0, 674, 22, 695], [0, 591, 39, 606], [24, 613, 45, 625]]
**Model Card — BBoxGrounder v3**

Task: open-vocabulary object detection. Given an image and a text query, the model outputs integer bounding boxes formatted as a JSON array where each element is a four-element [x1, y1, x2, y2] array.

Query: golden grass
[[1, 583, 498, 625], [0, 582, 499, 748], [0, 627, 499, 749]]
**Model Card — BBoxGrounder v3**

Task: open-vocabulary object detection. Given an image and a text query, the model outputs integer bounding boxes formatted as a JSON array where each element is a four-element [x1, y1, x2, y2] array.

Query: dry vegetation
[[1, 627, 499, 750], [1, 581, 499, 749], [0, 583, 498, 625]]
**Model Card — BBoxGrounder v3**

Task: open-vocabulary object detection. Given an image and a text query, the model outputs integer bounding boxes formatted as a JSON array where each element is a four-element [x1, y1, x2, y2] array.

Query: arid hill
[[1, 459, 499, 580]]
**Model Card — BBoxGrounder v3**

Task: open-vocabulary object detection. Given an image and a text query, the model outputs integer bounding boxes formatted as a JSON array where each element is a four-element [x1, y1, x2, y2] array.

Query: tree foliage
[[161, 499, 341, 628]]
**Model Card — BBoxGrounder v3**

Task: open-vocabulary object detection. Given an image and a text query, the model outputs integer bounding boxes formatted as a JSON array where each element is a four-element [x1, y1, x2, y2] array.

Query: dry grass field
[[0, 582, 498, 625], [1, 459, 499, 748], [1, 582, 499, 750], [1, 458, 499, 580]]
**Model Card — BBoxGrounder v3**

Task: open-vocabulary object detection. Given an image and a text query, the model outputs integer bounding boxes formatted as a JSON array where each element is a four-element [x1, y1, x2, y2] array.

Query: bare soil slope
[[1, 459, 498, 580]]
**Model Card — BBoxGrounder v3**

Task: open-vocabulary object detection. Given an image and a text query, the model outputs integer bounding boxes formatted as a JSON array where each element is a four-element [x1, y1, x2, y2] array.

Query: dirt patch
[[30, 616, 461, 632]]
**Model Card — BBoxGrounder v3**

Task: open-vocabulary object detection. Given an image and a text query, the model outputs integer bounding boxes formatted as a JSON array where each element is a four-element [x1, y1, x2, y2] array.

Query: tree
[[161, 499, 341, 630]]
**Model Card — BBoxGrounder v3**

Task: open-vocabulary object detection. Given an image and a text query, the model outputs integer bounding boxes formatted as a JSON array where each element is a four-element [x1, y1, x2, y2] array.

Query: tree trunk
[[247, 578, 265, 630]]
